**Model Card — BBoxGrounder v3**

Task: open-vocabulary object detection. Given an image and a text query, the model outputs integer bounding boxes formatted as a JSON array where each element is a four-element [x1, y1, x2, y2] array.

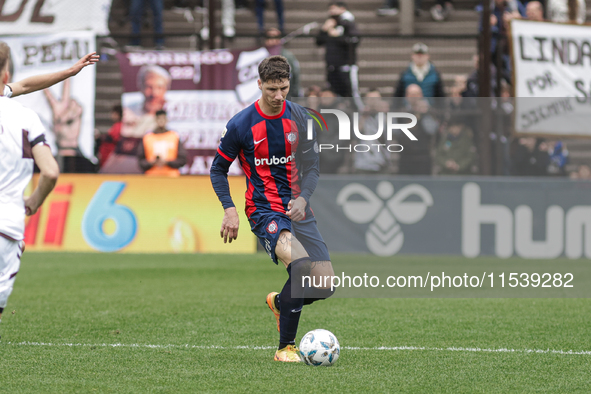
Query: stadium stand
[[96, 0, 591, 172]]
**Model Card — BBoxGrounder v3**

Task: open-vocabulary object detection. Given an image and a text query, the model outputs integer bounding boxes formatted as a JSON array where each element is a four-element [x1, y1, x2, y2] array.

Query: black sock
[[303, 287, 335, 305], [278, 258, 311, 349]]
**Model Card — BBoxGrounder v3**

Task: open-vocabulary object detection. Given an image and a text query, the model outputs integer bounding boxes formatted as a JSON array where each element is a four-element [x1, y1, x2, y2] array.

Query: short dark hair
[[155, 109, 167, 117], [112, 104, 123, 118], [258, 55, 291, 83], [329, 1, 347, 8]]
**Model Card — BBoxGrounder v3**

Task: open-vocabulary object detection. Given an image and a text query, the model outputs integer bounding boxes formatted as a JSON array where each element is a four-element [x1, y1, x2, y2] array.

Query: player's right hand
[[221, 207, 239, 243], [70, 52, 100, 76]]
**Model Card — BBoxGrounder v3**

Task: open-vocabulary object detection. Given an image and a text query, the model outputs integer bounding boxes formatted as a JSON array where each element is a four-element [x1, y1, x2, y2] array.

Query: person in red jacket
[[97, 105, 123, 168]]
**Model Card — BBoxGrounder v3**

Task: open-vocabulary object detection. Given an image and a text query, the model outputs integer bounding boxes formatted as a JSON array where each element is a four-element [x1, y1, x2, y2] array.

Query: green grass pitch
[[1, 252, 590, 393]]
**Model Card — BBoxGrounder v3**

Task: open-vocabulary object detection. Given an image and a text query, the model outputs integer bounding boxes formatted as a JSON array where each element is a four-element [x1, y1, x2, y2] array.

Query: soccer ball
[[299, 329, 340, 366]]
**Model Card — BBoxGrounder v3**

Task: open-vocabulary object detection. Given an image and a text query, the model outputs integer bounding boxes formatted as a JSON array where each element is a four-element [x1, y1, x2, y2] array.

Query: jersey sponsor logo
[[254, 137, 267, 145], [266, 220, 278, 234], [254, 152, 295, 166]]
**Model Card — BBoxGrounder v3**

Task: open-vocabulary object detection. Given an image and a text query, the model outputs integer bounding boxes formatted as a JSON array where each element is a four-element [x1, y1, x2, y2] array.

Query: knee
[[289, 257, 312, 279]]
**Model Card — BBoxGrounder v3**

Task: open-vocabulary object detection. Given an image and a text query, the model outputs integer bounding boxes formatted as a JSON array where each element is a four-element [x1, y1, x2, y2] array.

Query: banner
[[108, 46, 278, 174], [0, 0, 110, 35], [311, 175, 591, 259], [24, 175, 256, 253], [1, 31, 96, 161], [510, 19, 591, 137]]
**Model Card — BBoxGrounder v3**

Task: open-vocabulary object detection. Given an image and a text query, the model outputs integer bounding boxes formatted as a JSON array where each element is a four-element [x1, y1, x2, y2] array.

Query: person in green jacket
[[435, 115, 477, 175]]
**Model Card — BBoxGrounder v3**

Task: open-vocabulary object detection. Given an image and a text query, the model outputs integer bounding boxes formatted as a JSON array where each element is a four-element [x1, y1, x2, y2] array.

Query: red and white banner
[[109, 46, 278, 175]]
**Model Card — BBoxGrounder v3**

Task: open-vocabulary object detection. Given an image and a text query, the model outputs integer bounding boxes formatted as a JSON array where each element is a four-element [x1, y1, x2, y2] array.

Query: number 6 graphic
[[82, 182, 138, 252]]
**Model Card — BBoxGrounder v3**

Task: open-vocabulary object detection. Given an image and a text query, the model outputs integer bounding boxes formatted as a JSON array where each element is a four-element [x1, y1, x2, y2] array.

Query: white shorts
[[0, 236, 23, 310]]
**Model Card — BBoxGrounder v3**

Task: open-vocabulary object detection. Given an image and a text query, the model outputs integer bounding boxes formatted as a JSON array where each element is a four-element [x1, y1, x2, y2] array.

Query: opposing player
[[1, 47, 99, 98], [0, 42, 60, 338], [210, 55, 335, 362]]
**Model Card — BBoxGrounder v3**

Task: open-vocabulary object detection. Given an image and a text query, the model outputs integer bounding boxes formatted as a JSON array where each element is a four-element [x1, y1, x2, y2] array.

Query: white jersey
[[0, 96, 46, 241]]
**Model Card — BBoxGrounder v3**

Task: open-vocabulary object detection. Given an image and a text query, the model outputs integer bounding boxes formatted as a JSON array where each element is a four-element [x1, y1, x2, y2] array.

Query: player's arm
[[7, 52, 99, 98], [288, 110, 320, 221], [210, 126, 241, 243], [26, 144, 59, 216]]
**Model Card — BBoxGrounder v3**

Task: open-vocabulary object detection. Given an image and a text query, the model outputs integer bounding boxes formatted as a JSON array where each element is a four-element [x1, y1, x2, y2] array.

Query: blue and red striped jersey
[[210, 100, 319, 219]]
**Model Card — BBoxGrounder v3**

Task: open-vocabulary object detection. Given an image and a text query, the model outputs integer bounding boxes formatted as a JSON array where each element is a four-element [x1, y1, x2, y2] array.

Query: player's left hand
[[69, 52, 100, 76], [286, 197, 307, 222]]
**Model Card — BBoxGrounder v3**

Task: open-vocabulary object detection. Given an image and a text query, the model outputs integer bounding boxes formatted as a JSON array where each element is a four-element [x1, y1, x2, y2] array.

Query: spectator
[[130, 0, 164, 48], [353, 90, 392, 174], [394, 43, 445, 98], [548, 141, 569, 175], [316, 1, 361, 101], [548, 0, 585, 24], [511, 137, 549, 176], [525, 1, 545, 21], [570, 164, 591, 180], [138, 110, 187, 176], [462, 53, 500, 98], [478, 0, 525, 66], [256, 0, 285, 35], [200, 0, 236, 40], [449, 74, 467, 108], [434, 115, 477, 175], [431, 0, 454, 21], [97, 105, 123, 168], [304, 85, 321, 110], [265, 28, 301, 99], [397, 84, 438, 175], [316, 88, 349, 174]]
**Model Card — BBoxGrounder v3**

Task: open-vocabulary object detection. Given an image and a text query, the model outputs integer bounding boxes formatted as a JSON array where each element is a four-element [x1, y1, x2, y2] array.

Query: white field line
[[3, 342, 591, 355]]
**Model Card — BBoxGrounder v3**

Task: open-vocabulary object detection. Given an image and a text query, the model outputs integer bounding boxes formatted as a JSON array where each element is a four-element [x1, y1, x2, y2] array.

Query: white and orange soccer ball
[[299, 329, 340, 366]]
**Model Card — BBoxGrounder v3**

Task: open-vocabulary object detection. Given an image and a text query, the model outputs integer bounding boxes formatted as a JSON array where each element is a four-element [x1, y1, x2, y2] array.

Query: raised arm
[[7, 52, 99, 98]]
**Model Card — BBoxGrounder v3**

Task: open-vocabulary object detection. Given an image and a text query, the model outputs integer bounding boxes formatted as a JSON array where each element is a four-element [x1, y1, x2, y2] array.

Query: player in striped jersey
[[0, 42, 60, 339], [210, 56, 334, 362]]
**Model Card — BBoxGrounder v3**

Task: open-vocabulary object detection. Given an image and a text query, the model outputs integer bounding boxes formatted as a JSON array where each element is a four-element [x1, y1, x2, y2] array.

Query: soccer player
[[0, 42, 60, 338], [210, 55, 335, 362], [1, 49, 99, 98]]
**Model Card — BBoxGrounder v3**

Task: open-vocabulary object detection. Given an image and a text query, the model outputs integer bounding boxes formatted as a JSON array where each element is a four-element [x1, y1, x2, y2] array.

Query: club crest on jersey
[[266, 220, 278, 234], [285, 130, 298, 145]]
